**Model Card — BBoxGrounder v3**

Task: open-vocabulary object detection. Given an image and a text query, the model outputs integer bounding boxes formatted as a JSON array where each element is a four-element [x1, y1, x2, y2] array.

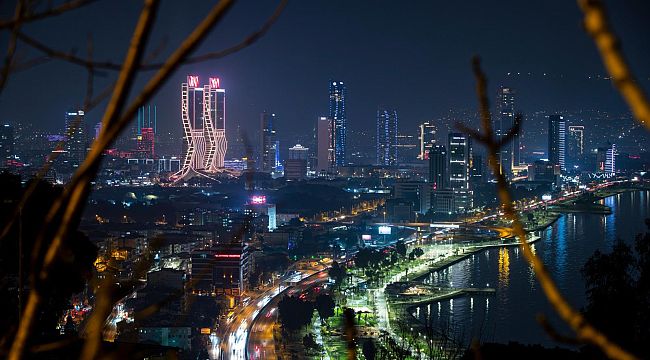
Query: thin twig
[[15, 0, 288, 72], [7, 0, 161, 358], [578, 0, 650, 130], [0, 0, 98, 29], [462, 56, 637, 360], [0, 0, 25, 94], [536, 314, 581, 345]]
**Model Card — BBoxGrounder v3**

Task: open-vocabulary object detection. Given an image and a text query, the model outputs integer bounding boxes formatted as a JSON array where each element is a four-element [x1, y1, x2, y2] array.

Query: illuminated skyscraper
[[448, 133, 470, 189], [329, 81, 346, 167], [376, 107, 398, 166], [428, 145, 447, 190], [137, 127, 155, 158], [0, 124, 15, 165], [316, 116, 335, 173], [548, 115, 566, 172], [418, 121, 437, 160], [259, 111, 277, 172], [174, 76, 228, 182], [567, 125, 585, 170], [495, 87, 519, 177], [65, 110, 87, 168]]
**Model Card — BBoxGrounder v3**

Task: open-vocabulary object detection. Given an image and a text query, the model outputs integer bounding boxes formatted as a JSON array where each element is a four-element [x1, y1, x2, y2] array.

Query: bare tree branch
[[0, 0, 26, 94], [578, 0, 650, 130], [536, 314, 581, 345], [7, 0, 161, 358], [15, 0, 288, 72], [461, 56, 638, 360], [0, 0, 99, 29]]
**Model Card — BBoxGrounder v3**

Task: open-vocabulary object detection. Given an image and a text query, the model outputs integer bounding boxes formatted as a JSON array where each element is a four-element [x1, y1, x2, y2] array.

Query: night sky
[[1, 0, 649, 142]]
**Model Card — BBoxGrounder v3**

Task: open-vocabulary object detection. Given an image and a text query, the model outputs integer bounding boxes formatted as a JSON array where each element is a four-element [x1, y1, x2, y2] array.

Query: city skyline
[[0, 2, 649, 360]]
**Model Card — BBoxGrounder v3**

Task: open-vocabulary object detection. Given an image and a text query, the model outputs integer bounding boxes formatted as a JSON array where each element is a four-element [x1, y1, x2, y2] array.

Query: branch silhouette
[[578, 0, 650, 130], [459, 56, 638, 360], [15, 0, 288, 72], [0, 0, 99, 29]]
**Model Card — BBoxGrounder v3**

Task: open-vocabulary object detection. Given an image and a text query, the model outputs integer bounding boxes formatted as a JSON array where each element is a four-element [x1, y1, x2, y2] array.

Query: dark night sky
[[1, 0, 649, 142]]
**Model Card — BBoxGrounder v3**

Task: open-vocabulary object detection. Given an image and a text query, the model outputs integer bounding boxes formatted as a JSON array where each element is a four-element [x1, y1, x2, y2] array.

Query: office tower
[[568, 125, 585, 170], [376, 107, 398, 166], [470, 153, 484, 184], [260, 111, 277, 172], [597, 143, 616, 173], [418, 121, 437, 160], [175, 76, 227, 182], [228, 124, 247, 159], [137, 127, 155, 158], [548, 115, 566, 172], [316, 116, 335, 173], [495, 87, 518, 176], [0, 124, 15, 165], [94, 122, 102, 141], [285, 144, 309, 180], [446, 133, 473, 212], [213, 243, 250, 301], [428, 145, 447, 190], [396, 134, 418, 162], [447, 133, 471, 189], [606, 144, 616, 173], [65, 110, 87, 168], [448, 133, 470, 189], [329, 81, 347, 166], [288, 144, 309, 160]]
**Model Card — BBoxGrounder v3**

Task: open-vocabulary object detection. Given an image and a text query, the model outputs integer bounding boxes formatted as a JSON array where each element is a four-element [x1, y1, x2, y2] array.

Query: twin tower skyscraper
[[174, 75, 227, 182], [175, 76, 348, 181]]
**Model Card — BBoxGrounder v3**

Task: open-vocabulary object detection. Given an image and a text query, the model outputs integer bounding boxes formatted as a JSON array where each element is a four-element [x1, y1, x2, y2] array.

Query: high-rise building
[[376, 107, 398, 166], [567, 125, 585, 170], [448, 133, 470, 190], [0, 124, 15, 165], [288, 144, 309, 160], [285, 144, 308, 180], [134, 105, 157, 157], [260, 111, 277, 172], [447, 133, 473, 212], [470, 153, 485, 184], [495, 87, 518, 177], [174, 76, 227, 182], [329, 81, 347, 167], [418, 121, 437, 160], [137, 127, 155, 158], [316, 116, 335, 173], [396, 134, 418, 163], [65, 110, 87, 168], [428, 145, 447, 190], [597, 143, 616, 173], [548, 115, 566, 172]]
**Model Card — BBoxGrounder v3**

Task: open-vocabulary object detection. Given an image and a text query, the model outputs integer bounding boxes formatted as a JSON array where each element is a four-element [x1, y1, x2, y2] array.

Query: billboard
[[378, 226, 392, 235], [361, 234, 372, 241]]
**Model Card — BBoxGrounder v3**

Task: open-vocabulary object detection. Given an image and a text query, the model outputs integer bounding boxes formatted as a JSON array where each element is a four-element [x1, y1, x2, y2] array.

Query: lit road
[[247, 271, 330, 359], [211, 265, 329, 360]]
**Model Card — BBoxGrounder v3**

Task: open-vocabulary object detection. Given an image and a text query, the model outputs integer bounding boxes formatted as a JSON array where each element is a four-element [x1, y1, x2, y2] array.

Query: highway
[[210, 266, 328, 359], [247, 271, 330, 359]]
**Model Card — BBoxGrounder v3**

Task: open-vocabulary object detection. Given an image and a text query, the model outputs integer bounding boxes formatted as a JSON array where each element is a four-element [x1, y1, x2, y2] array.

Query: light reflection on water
[[414, 190, 650, 347]]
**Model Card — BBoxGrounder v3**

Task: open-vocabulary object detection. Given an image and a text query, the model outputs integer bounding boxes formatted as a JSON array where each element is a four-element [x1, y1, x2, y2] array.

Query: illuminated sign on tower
[[173, 76, 229, 182]]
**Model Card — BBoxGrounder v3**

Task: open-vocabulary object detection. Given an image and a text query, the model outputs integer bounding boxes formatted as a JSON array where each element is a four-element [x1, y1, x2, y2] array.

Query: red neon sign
[[188, 75, 199, 88], [214, 254, 240, 258], [209, 77, 220, 89], [250, 195, 266, 204]]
